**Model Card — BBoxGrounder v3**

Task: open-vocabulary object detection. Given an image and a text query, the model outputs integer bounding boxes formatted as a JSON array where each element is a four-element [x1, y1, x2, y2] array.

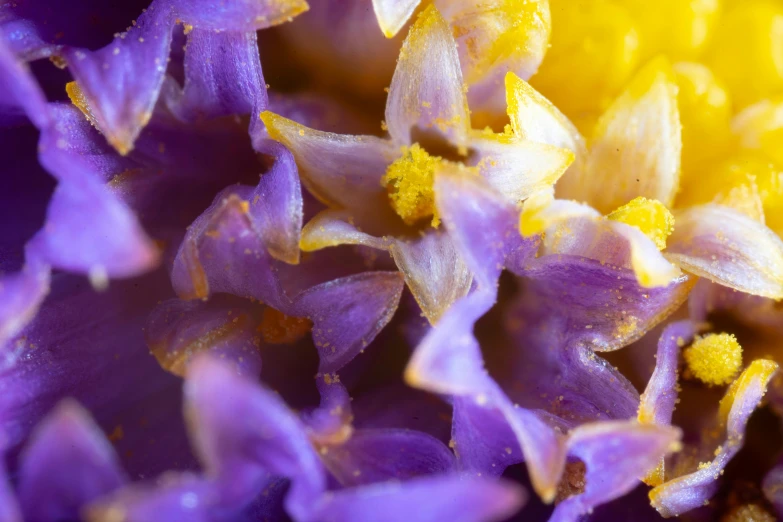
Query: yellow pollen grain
[[257, 307, 312, 345], [607, 196, 674, 250], [383, 143, 443, 227], [684, 333, 743, 387]]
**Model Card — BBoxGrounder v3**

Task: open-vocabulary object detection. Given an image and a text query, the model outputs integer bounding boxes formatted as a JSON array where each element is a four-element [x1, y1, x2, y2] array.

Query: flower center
[[607, 196, 674, 250], [383, 143, 444, 227], [684, 333, 743, 386]]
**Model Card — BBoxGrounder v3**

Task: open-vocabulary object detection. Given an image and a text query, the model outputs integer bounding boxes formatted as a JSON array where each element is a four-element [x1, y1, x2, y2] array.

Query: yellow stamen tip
[[684, 333, 743, 386], [383, 143, 442, 227], [607, 196, 674, 250]]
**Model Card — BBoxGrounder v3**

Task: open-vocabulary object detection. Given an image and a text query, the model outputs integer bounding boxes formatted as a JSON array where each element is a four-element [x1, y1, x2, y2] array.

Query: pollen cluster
[[684, 333, 743, 386], [383, 143, 443, 227], [607, 196, 675, 250]]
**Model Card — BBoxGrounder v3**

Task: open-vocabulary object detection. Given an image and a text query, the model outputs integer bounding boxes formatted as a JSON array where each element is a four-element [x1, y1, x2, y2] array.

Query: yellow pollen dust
[[607, 196, 674, 250], [383, 143, 443, 227], [258, 307, 312, 345], [684, 333, 743, 387]]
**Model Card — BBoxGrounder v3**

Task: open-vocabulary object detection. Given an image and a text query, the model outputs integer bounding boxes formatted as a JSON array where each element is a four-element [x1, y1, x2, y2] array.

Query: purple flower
[[2, 1, 783, 521]]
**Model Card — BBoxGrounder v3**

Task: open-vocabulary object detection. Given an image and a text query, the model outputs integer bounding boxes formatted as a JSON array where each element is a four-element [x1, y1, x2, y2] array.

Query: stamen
[[383, 143, 443, 227], [684, 333, 743, 386], [607, 196, 675, 250]]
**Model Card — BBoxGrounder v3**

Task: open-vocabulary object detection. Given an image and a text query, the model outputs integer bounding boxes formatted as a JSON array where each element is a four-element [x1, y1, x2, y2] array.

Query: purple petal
[[145, 298, 263, 379], [434, 164, 539, 287], [171, 0, 308, 31], [292, 272, 404, 373], [63, 4, 174, 155], [666, 204, 783, 299], [170, 189, 286, 307], [321, 429, 455, 487], [311, 474, 525, 522], [184, 356, 325, 517], [164, 29, 266, 124], [17, 400, 127, 522], [650, 360, 779, 517], [0, 36, 48, 128], [0, 252, 49, 355], [552, 421, 681, 522], [518, 255, 693, 351], [0, 447, 22, 522]]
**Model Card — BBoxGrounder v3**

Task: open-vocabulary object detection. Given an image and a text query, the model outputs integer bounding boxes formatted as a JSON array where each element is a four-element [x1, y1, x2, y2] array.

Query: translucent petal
[[385, 5, 470, 148]]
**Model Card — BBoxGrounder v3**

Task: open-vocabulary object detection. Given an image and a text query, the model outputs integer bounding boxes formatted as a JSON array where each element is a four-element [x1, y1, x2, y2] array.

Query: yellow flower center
[[383, 143, 443, 227], [607, 196, 674, 250], [684, 333, 743, 386]]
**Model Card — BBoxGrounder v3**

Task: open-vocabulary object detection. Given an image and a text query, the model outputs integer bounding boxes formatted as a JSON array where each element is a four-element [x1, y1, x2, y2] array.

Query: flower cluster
[[2, 0, 783, 521]]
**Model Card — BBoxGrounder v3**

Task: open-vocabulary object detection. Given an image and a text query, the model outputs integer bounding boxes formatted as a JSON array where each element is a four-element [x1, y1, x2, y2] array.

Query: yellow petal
[[583, 56, 681, 213]]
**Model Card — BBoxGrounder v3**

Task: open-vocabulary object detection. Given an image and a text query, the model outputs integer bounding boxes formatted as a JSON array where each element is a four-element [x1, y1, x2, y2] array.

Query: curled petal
[[64, 5, 174, 155], [292, 272, 404, 373], [434, 164, 539, 286], [385, 5, 470, 148], [520, 255, 692, 352], [371, 0, 419, 38], [504, 73, 586, 168], [552, 421, 681, 522], [261, 112, 397, 214], [185, 356, 325, 516], [389, 229, 472, 324], [579, 57, 681, 213], [17, 400, 127, 522], [300, 210, 389, 252], [311, 474, 525, 522], [164, 29, 267, 124], [650, 360, 779, 517], [172, 0, 308, 31], [320, 429, 455, 487], [0, 253, 49, 354], [665, 204, 783, 299], [637, 321, 697, 486], [0, 37, 49, 128], [170, 190, 285, 307], [469, 132, 574, 204]]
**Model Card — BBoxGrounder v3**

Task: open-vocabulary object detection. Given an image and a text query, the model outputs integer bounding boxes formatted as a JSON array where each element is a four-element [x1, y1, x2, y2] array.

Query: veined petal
[[320, 429, 455, 487], [389, 229, 472, 324], [552, 421, 681, 522], [311, 474, 525, 522], [172, 0, 309, 31], [300, 210, 389, 252], [440, 0, 551, 118], [292, 272, 404, 373], [17, 400, 127, 522], [64, 5, 174, 155], [650, 360, 779, 517], [261, 111, 397, 213], [469, 132, 574, 203], [164, 29, 267, 124], [385, 5, 471, 148], [434, 164, 538, 287], [371, 0, 420, 38], [185, 356, 326, 516], [637, 321, 697, 486], [665, 204, 783, 299], [504, 73, 588, 199], [581, 57, 681, 213]]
